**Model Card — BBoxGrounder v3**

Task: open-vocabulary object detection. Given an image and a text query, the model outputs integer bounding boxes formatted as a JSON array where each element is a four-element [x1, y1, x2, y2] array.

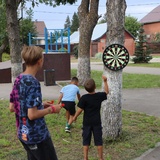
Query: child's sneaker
[[65, 126, 71, 133]]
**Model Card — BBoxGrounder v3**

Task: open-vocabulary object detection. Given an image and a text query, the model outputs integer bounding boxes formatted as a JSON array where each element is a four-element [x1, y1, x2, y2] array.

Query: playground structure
[[28, 27, 71, 54], [0, 28, 71, 83]]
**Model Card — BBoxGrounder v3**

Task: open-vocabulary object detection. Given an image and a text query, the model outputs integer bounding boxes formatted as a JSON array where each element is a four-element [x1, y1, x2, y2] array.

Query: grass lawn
[[70, 69, 160, 89], [71, 57, 160, 68], [1, 70, 160, 160], [128, 62, 160, 68], [1, 101, 160, 160]]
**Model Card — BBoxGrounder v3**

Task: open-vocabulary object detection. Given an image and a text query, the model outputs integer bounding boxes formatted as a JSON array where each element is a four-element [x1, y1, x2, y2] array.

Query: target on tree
[[102, 44, 130, 71]]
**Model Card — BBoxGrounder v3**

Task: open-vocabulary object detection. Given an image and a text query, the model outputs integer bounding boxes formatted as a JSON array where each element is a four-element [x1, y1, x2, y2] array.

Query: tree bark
[[101, 0, 126, 139], [0, 36, 9, 62], [77, 0, 99, 85], [5, 0, 22, 83]]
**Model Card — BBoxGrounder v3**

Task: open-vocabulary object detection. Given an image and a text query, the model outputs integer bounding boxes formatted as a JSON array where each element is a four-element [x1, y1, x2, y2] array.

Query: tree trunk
[[0, 36, 9, 62], [5, 0, 22, 83], [101, 0, 126, 139], [77, 0, 99, 85]]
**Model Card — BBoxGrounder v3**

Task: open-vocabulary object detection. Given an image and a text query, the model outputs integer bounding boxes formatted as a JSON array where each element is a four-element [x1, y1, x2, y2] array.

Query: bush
[[95, 52, 103, 60], [58, 47, 67, 52], [132, 26, 152, 63], [72, 45, 78, 59], [2, 53, 10, 62]]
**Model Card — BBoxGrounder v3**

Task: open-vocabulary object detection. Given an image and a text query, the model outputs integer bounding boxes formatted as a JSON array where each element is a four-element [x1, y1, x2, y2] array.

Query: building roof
[[69, 23, 107, 43], [33, 21, 46, 37], [69, 23, 134, 44], [139, 5, 160, 24]]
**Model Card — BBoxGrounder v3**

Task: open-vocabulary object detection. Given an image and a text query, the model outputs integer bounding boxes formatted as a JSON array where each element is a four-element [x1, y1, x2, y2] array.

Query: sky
[[24, 0, 160, 29]]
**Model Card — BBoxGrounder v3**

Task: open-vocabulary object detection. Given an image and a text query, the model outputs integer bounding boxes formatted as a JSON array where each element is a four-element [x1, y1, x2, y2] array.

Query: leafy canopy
[[25, 0, 77, 7], [125, 15, 141, 38]]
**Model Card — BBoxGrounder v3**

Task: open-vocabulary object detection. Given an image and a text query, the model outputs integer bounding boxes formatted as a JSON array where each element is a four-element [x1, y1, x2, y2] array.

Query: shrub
[[2, 53, 10, 62], [95, 52, 103, 60], [72, 44, 78, 59]]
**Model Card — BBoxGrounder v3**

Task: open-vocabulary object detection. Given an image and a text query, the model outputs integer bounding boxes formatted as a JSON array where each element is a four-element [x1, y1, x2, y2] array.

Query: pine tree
[[133, 25, 152, 63], [70, 12, 79, 33], [64, 15, 71, 29]]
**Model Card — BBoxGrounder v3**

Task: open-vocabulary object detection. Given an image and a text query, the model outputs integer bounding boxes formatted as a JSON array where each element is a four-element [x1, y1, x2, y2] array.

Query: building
[[33, 21, 46, 45], [70, 23, 135, 56], [140, 5, 160, 41], [139, 5, 160, 54]]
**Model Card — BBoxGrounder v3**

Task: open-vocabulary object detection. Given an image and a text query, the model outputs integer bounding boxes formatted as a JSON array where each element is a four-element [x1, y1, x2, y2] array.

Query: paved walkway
[[0, 58, 160, 160]]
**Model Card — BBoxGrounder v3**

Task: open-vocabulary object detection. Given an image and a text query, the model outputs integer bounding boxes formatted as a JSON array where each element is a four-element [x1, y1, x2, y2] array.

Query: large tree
[[0, 2, 8, 62], [0, 4, 36, 62], [101, 0, 127, 139], [19, 8, 37, 45], [125, 15, 141, 38], [5, 0, 22, 83], [4, 0, 77, 83], [77, 0, 100, 85]]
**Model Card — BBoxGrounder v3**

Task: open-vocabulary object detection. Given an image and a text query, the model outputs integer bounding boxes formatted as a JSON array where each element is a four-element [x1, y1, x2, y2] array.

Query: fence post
[[44, 27, 48, 53], [28, 33, 31, 46], [68, 28, 70, 53]]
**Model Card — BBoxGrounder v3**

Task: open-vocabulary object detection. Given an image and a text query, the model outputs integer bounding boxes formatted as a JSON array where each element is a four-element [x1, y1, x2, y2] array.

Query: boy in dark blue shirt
[[9, 45, 63, 160]]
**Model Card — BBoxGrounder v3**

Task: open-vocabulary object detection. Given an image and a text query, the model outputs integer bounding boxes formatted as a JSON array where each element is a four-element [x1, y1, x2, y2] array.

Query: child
[[57, 77, 80, 133], [9, 45, 63, 160], [72, 76, 109, 160]]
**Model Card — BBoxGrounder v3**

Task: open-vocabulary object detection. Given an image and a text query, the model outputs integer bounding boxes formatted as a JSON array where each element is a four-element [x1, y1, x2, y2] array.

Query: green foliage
[[27, 0, 77, 7], [2, 53, 10, 62], [70, 12, 79, 33], [19, 10, 37, 45], [0, 6, 36, 47], [98, 13, 107, 24], [125, 15, 141, 38], [72, 44, 78, 59], [64, 15, 71, 29], [49, 0, 77, 5], [95, 52, 103, 60], [132, 26, 152, 63], [151, 32, 160, 43], [0, 3, 7, 45], [58, 47, 67, 52]]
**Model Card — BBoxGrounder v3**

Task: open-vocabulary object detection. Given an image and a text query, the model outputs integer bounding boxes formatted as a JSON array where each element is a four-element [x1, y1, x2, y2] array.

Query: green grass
[[1, 60, 160, 160], [128, 62, 160, 68], [71, 69, 160, 89], [1, 101, 160, 160], [152, 55, 160, 58], [71, 57, 160, 68]]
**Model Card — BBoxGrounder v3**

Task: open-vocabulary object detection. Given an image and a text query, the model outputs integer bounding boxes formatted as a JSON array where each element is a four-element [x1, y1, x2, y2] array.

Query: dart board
[[102, 44, 130, 71]]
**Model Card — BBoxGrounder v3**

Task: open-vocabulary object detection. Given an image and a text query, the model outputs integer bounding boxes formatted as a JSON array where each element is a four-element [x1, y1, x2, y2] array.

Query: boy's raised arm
[[102, 75, 109, 94]]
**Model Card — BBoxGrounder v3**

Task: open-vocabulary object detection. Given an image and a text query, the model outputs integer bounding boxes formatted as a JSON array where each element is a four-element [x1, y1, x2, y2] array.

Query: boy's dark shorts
[[20, 137, 58, 160], [62, 101, 76, 115], [82, 125, 103, 146]]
